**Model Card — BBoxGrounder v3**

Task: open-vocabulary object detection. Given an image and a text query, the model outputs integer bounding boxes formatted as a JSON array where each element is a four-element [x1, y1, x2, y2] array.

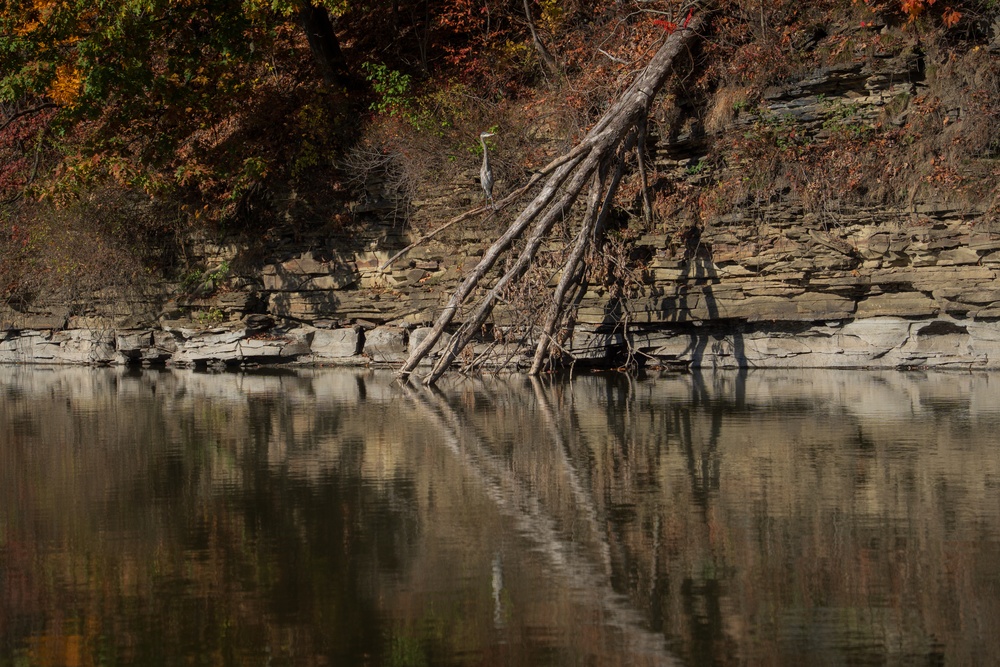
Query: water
[[1, 367, 999, 666]]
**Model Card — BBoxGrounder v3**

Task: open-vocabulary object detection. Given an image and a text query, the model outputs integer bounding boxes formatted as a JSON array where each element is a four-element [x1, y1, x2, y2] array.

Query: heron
[[479, 131, 496, 210]]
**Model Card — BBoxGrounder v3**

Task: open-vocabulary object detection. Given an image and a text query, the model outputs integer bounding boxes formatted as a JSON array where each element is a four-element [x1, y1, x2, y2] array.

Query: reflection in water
[[1, 367, 999, 665]]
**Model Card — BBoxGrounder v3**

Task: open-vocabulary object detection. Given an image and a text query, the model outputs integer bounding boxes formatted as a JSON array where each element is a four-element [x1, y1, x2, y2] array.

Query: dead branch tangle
[[399, 8, 710, 385]]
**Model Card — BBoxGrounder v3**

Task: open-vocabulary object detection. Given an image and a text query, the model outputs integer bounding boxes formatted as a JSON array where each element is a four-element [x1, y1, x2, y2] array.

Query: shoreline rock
[[4, 313, 1000, 371]]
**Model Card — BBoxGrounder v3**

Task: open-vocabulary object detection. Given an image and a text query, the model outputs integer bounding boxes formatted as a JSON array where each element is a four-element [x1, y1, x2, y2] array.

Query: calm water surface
[[1, 367, 999, 666]]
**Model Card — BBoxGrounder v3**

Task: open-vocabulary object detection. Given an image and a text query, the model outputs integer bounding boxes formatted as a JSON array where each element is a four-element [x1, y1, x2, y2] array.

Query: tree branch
[[424, 153, 601, 384], [397, 7, 713, 384], [0, 103, 57, 134], [523, 0, 560, 76]]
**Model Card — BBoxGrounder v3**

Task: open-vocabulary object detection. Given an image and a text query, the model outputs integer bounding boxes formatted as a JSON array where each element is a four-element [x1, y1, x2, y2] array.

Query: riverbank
[[4, 35, 999, 372], [5, 198, 1000, 371]]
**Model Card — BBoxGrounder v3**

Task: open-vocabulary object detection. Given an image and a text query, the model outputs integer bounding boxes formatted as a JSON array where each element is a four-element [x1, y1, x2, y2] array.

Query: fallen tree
[[398, 5, 712, 385]]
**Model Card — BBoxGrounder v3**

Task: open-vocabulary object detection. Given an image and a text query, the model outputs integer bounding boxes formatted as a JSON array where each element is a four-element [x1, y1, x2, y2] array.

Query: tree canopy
[[0, 0, 992, 223]]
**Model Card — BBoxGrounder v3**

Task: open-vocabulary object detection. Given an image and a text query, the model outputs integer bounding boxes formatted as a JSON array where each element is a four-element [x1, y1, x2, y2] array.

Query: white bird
[[479, 131, 496, 210], [492, 552, 505, 628]]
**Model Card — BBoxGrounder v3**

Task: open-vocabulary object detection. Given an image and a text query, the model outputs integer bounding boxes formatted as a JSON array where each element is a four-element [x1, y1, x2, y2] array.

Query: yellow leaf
[[48, 63, 81, 106]]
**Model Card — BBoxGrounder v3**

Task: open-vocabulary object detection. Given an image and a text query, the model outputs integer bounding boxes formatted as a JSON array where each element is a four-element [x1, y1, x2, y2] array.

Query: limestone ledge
[[6, 204, 1000, 369], [0, 320, 447, 368], [3, 315, 1000, 370], [6, 197, 1000, 370]]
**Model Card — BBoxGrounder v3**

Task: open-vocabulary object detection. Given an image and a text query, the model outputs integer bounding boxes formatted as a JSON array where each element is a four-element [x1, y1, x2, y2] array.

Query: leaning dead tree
[[399, 6, 711, 385]]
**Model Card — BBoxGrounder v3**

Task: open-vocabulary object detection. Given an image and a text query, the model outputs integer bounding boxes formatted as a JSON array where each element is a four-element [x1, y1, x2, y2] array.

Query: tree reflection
[[2, 367, 1000, 666], [0, 370, 414, 665]]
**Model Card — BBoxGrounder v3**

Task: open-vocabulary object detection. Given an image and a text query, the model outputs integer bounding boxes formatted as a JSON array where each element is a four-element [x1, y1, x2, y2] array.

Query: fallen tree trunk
[[530, 136, 631, 375], [398, 7, 710, 385]]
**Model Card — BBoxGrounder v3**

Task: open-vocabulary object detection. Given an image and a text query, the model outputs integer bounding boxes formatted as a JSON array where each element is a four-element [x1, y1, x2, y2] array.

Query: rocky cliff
[[3, 48, 1000, 371]]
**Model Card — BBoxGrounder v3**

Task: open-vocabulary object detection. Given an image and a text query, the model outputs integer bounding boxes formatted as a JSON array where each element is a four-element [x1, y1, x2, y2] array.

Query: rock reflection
[[1, 367, 999, 665]]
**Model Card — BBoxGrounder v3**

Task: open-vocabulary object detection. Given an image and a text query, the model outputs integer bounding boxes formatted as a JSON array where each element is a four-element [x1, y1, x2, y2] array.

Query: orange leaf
[[942, 6, 961, 28]]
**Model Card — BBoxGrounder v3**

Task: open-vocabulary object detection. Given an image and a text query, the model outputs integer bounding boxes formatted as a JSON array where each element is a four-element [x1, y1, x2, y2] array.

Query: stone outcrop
[[4, 51, 1000, 371]]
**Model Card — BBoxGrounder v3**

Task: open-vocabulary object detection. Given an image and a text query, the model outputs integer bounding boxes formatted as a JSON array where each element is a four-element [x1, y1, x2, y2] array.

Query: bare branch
[[597, 49, 629, 65], [523, 0, 560, 76], [424, 153, 601, 384], [0, 103, 57, 134], [397, 150, 589, 379], [529, 167, 605, 374], [636, 117, 653, 225], [379, 141, 593, 271]]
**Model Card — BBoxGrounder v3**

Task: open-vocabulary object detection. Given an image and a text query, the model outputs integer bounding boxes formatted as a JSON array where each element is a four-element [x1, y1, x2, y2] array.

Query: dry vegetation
[[685, 0, 1000, 223]]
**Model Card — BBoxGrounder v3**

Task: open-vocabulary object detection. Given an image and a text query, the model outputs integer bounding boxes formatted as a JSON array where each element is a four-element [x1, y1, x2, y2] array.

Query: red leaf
[[652, 18, 677, 33]]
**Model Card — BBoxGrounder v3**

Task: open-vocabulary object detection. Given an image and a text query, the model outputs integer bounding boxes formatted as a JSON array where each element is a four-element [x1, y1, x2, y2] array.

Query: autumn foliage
[[857, 0, 964, 26], [0, 0, 997, 306]]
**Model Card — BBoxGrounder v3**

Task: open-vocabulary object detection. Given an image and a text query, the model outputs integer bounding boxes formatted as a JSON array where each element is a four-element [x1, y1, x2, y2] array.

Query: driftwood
[[398, 8, 710, 385]]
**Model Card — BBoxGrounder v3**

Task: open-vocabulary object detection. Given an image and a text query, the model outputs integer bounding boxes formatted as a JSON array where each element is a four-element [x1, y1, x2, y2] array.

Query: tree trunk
[[397, 8, 711, 385], [298, 4, 350, 87], [523, 0, 560, 77]]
